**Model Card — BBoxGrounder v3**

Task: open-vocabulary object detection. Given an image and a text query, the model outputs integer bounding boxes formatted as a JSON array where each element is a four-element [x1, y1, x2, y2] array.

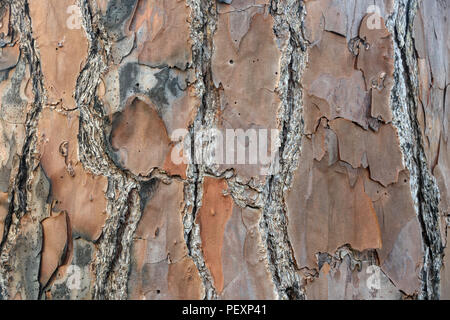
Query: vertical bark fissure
[[257, 0, 308, 300], [0, 0, 46, 298], [183, 0, 220, 300], [387, 0, 443, 299], [76, 0, 140, 300]]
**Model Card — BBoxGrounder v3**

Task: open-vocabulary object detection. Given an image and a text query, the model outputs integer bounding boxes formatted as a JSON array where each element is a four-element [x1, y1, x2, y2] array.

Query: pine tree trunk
[[0, 0, 447, 300]]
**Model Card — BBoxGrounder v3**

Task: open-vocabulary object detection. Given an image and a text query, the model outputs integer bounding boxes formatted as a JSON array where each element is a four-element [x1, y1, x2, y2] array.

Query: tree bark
[[0, 0, 448, 300]]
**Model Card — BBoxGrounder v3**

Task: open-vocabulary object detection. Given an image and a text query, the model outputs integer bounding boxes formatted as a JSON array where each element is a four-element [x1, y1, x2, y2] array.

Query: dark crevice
[[259, 0, 307, 300], [182, 0, 221, 300], [392, 0, 443, 299], [0, 0, 46, 298]]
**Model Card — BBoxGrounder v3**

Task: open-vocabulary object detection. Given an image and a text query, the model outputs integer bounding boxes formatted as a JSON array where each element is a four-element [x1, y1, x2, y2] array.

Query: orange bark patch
[[196, 177, 233, 293], [329, 118, 404, 187], [37, 108, 107, 241], [28, 0, 88, 109], [220, 206, 276, 299], [111, 98, 171, 176], [212, 10, 281, 182], [286, 137, 382, 268], [131, 0, 192, 69], [212, 12, 280, 131], [40, 211, 68, 287], [303, 31, 370, 133], [0, 44, 19, 71], [168, 257, 204, 300], [134, 180, 187, 263], [110, 97, 187, 178], [129, 180, 204, 299], [357, 13, 394, 123]]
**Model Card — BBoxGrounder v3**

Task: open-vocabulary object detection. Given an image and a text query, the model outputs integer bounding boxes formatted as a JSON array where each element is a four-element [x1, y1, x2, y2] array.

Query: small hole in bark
[[156, 290, 160, 294], [229, 60, 234, 64]]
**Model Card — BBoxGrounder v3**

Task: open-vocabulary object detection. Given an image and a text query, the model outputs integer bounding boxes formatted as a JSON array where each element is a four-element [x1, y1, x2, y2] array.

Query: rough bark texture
[[0, 0, 448, 300]]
